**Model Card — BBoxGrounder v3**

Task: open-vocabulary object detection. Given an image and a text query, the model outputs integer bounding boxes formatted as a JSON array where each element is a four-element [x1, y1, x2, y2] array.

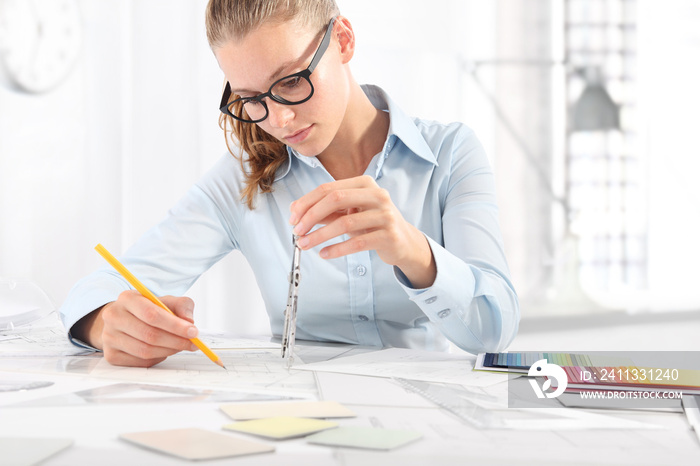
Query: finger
[[104, 328, 187, 363], [293, 188, 384, 236], [103, 307, 197, 353], [313, 207, 364, 226], [297, 210, 380, 250], [318, 230, 387, 259], [310, 207, 366, 227], [289, 176, 376, 225], [120, 291, 198, 340], [127, 317, 197, 352], [161, 296, 195, 323]]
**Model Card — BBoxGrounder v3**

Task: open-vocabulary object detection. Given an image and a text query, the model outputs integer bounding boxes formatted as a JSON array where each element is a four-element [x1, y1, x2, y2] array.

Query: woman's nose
[[266, 100, 294, 128]]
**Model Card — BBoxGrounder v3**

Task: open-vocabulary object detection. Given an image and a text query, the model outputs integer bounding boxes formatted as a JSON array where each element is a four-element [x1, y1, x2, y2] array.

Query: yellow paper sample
[[223, 416, 338, 439]]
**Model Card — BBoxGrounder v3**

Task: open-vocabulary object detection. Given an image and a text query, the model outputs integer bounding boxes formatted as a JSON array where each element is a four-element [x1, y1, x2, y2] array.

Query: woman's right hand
[[73, 290, 199, 368]]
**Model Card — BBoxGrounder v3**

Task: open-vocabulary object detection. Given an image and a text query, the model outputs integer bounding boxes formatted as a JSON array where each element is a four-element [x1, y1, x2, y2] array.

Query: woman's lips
[[284, 125, 312, 144]]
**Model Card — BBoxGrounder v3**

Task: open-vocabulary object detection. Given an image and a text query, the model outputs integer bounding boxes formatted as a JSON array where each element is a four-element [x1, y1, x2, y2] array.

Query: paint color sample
[[120, 428, 273, 460], [220, 400, 356, 420], [223, 417, 337, 439], [307, 426, 423, 450]]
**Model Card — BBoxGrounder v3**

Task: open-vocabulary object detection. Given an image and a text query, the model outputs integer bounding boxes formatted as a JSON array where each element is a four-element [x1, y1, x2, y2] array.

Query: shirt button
[[424, 296, 437, 304], [438, 309, 451, 319], [358, 315, 369, 321], [356, 265, 367, 276]]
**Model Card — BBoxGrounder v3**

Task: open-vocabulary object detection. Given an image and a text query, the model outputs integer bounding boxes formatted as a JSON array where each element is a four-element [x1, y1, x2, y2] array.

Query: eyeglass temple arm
[[220, 17, 336, 110], [308, 17, 336, 73], [220, 82, 232, 110]]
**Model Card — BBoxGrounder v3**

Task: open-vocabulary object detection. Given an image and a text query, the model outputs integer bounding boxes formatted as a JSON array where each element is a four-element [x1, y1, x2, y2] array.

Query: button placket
[[347, 250, 380, 345]]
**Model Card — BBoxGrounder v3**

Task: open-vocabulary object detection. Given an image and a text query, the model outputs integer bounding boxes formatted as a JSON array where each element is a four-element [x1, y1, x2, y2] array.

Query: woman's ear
[[335, 16, 355, 64]]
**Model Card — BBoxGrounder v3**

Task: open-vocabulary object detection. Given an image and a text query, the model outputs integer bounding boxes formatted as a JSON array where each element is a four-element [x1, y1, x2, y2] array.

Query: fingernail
[[190, 344, 198, 351], [320, 249, 329, 258], [297, 236, 309, 249], [293, 222, 304, 235], [289, 213, 298, 225], [187, 326, 198, 338]]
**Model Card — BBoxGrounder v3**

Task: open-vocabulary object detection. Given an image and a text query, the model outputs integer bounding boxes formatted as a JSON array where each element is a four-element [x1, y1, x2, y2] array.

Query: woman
[[60, 0, 519, 367]]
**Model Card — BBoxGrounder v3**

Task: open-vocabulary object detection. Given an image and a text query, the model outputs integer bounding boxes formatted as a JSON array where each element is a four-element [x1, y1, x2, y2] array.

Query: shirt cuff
[[393, 234, 476, 322], [59, 269, 131, 351], [67, 331, 102, 352]]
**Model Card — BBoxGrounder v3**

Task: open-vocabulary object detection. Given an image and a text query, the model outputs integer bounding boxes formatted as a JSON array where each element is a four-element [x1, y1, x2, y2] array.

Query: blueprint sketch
[[90, 349, 319, 396], [0, 316, 93, 357]]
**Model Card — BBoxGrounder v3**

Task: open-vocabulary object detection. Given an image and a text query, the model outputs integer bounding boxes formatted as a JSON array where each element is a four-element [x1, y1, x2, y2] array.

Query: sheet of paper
[[306, 426, 422, 450], [120, 427, 273, 460], [223, 417, 338, 439], [295, 347, 504, 386], [0, 323, 93, 357], [499, 407, 664, 430], [315, 372, 434, 408], [0, 437, 73, 466], [221, 400, 356, 420], [89, 349, 319, 396], [14, 382, 292, 407], [198, 332, 280, 350]]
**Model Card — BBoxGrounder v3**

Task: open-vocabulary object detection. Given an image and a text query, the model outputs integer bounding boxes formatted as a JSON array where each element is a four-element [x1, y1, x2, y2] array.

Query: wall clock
[[0, 0, 83, 94]]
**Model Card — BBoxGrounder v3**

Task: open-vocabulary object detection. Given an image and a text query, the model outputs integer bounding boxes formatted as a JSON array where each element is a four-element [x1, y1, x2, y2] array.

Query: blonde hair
[[205, 0, 340, 209]]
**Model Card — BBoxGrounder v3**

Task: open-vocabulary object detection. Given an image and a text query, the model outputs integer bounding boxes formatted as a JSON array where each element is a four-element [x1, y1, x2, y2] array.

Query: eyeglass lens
[[236, 75, 313, 122]]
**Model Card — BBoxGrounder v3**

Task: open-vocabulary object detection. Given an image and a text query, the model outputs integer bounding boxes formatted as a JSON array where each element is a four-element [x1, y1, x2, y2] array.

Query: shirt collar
[[362, 84, 437, 166], [275, 84, 437, 181]]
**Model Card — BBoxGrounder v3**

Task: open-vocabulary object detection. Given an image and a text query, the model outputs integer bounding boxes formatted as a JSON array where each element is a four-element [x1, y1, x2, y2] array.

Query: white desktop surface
[[1, 314, 699, 465]]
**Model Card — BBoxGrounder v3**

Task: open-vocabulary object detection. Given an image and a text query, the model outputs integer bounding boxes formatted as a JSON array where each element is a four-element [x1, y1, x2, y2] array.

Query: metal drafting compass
[[281, 234, 301, 368]]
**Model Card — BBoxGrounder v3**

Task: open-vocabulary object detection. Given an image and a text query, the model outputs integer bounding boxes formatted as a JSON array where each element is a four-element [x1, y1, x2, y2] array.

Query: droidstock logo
[[528, 359, 568, 399]]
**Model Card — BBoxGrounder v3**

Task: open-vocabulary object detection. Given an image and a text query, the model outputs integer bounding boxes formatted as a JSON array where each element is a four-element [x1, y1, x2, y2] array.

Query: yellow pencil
[[94, 243, 226, 370]]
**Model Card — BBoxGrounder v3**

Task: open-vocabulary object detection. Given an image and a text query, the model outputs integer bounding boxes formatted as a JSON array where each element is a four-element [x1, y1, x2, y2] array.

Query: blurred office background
[[1, 0, 698, 336]]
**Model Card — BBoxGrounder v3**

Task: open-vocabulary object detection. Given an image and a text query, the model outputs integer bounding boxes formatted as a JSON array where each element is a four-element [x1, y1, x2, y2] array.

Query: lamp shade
[[571, 78, 620, 131]]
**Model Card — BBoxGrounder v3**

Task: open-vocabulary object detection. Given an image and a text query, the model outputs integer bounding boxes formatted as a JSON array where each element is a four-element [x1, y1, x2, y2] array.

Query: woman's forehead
[[215, 20, 319, 93]]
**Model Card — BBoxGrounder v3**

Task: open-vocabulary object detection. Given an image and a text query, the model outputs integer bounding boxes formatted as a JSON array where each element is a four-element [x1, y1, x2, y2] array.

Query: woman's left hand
[[289, 175, 436, 288]]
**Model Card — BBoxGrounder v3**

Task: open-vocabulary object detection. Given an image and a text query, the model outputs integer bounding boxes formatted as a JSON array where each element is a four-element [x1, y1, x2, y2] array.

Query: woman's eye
[[281, 77, 301, 88]]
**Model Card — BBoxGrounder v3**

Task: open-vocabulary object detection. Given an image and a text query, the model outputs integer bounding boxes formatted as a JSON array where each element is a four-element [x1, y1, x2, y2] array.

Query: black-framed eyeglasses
[[219, 17, 337, 124]]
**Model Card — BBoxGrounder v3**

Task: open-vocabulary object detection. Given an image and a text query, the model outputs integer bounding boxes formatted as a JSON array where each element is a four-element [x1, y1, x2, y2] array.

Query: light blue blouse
[[60, 85, 519, 354]]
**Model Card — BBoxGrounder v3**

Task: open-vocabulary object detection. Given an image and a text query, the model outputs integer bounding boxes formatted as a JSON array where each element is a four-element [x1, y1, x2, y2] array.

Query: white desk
[[1, 315, 699, 466]]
